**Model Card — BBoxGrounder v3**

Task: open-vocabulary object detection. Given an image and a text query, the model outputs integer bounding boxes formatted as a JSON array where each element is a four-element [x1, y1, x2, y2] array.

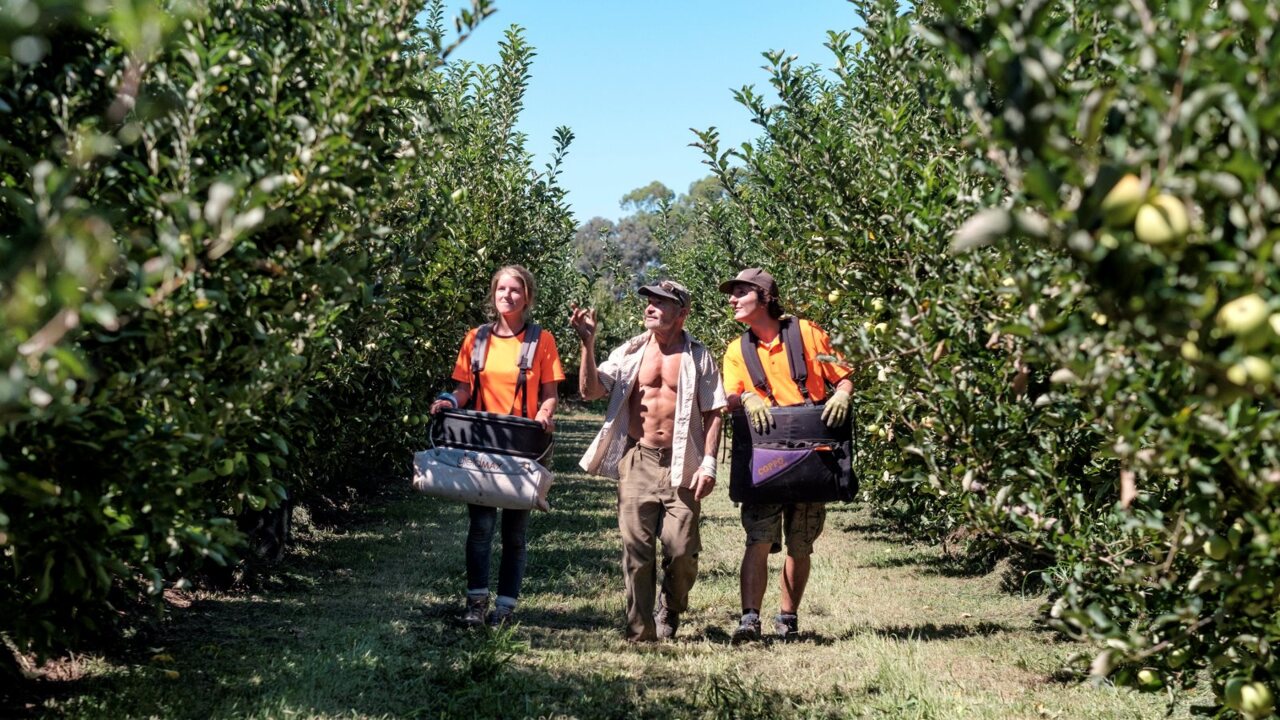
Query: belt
[[626, 436, 673, 466]]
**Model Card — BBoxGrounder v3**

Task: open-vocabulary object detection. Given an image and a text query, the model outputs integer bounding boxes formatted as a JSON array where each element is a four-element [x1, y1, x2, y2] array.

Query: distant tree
[[619, 181, 675, 215], [573, 216, 615, 275], [680, 175, 730, 209]]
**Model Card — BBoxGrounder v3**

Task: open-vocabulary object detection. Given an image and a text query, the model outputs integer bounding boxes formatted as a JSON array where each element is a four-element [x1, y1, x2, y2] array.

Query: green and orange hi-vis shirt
[[721, 318, 850, 407], [450, 325, 566, 418]]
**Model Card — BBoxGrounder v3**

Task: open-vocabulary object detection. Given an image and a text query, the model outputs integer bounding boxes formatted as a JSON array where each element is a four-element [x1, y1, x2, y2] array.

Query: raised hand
[[569, 303, 598, 344]]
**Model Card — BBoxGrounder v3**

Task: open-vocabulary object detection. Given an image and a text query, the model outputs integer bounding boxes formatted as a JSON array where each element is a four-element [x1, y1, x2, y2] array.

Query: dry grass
[[30, 412, 1209, 719]]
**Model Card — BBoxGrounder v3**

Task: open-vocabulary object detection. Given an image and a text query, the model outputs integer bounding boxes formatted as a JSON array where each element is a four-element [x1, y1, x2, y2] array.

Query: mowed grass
[[34, 411, 1207, 719]]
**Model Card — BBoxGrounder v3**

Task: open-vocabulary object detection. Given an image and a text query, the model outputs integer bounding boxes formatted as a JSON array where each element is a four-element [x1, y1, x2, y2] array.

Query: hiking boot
[[731, 612, 761, 645], [774, 612, 799, 641], [487, 603, 516, 628], [655, 606, 680, 640], [461, 594, 488, 629]]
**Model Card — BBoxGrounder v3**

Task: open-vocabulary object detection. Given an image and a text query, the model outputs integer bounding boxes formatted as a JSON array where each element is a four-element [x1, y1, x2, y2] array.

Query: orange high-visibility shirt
[[722, 318, 849, 407], [450, 325, 565, 417]]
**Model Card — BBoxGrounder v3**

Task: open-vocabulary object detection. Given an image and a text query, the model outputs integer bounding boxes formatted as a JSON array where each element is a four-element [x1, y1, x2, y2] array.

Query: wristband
[[699, 454, 717, 477], [436, 392, 458, 409]]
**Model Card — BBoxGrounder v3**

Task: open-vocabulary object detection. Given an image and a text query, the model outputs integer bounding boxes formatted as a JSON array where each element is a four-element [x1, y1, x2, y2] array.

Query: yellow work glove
[[741, 391, 773, 434], [821, 389, 852, 428]]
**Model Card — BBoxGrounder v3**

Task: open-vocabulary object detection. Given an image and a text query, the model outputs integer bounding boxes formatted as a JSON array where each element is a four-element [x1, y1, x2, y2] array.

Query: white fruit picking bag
[[412, 446, 553, 511]]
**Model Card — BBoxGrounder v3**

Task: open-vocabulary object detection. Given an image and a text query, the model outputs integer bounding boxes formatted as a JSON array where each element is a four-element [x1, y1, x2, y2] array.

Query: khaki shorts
[[741, 502, 826, 557]]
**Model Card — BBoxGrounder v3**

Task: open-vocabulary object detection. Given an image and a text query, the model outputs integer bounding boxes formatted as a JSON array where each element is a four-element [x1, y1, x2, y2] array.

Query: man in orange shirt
[[719, 268, 853, 643]]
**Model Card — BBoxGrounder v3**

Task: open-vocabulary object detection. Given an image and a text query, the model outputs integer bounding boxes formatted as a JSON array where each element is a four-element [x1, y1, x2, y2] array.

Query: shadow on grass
[[860, 548, 1000, 578], [33, 414, 652, 718], [837, 518, 916, 545], [848, 621, 1013, 643], [34, 414, 859, 719]]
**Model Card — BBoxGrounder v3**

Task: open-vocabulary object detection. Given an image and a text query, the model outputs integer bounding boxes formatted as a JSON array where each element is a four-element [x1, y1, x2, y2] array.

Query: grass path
[[36, 412, 1202, 719]]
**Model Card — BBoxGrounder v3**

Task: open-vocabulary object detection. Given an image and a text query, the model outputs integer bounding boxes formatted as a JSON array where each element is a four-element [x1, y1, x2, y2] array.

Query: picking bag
[[412, 407, 555, 510], [728, 404, 855, 505], [430, 408, 553, 464], [412, 446, 553, 511]]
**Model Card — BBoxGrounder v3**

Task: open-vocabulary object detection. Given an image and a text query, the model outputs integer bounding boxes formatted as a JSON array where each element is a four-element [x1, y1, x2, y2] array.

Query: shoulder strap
[[782, 318, 812, 406], [517, 324, 541, 370], [511, 324, 541, 417], [469, 323, 543, 417], [740, 330, 775, 405], [739, 319, 812, 407], [469, 324, 495, 411]]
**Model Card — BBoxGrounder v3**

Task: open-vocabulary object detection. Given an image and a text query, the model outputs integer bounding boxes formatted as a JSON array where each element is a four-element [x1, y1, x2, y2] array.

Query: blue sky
[[448, 1, 862, 224]]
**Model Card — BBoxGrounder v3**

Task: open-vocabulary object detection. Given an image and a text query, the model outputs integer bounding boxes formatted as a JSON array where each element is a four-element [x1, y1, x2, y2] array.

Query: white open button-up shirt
[[578, 330, 727, 488]]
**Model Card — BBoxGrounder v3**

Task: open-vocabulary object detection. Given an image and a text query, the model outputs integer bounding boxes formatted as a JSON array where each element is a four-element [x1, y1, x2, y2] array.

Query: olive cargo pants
[[617, 440, 701, 641]]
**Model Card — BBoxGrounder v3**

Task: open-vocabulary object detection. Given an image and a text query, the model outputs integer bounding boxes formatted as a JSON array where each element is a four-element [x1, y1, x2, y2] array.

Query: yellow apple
[[1245, 356, 1274, 383], [1239, 682, 1275, 719], [1217, 294, 1270, 336], [1134, 194, 1190, 246], [1227, 356, 1273, 387], [1100, 173, 1144, 227]]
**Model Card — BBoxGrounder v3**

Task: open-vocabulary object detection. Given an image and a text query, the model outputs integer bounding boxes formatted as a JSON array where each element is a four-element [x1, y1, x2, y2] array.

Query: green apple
[[827, 289, 841, 304], [1134, 194, 1190, 246], [1100, 173, 1145, 227], [871, 297, 885, 312], [1226, 677, 1248, 710], [1136, 668, 1163, 691], [1217, 294, 1270, 336], [1167, 647, 1190, 669], [1203, 535, 1230, 561], [1229, 519, 1247, 548]]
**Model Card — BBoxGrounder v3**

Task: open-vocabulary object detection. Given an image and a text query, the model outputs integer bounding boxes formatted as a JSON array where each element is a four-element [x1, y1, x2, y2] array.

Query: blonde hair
[[487, 265, 537, 320]]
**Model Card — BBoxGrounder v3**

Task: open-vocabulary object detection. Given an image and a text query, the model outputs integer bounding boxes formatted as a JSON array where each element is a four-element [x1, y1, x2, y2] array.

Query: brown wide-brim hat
[[719, 267, 779, 298], [638, 279, 691, 308]]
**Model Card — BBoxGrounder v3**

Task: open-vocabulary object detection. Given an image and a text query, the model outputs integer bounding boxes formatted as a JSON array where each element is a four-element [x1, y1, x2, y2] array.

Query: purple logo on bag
[[751, 448, 811, 486]]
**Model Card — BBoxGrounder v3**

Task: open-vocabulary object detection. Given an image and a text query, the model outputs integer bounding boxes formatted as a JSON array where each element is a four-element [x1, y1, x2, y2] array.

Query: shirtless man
[[572, 280, 725, 641]]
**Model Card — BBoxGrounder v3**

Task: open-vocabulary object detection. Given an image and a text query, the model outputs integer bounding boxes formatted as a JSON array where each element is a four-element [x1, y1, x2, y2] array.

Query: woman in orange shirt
[[429, 265, 565, 628]]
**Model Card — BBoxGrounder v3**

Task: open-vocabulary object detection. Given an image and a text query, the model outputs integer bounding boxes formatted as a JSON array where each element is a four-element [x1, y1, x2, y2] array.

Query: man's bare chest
[[635, 346, 681, 392]]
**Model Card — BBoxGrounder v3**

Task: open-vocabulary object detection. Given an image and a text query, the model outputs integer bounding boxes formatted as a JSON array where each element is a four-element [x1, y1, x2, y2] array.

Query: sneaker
[[461, 594, 488, 629], [731, 612, 761, 645], [774, 612, 799, 641], [487, 603, 516, 628], [655, 606, 680, 640]]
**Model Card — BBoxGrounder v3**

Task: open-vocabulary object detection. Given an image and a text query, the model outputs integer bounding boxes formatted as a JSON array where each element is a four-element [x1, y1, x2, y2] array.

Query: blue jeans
[[465, 504, 529, 599]]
